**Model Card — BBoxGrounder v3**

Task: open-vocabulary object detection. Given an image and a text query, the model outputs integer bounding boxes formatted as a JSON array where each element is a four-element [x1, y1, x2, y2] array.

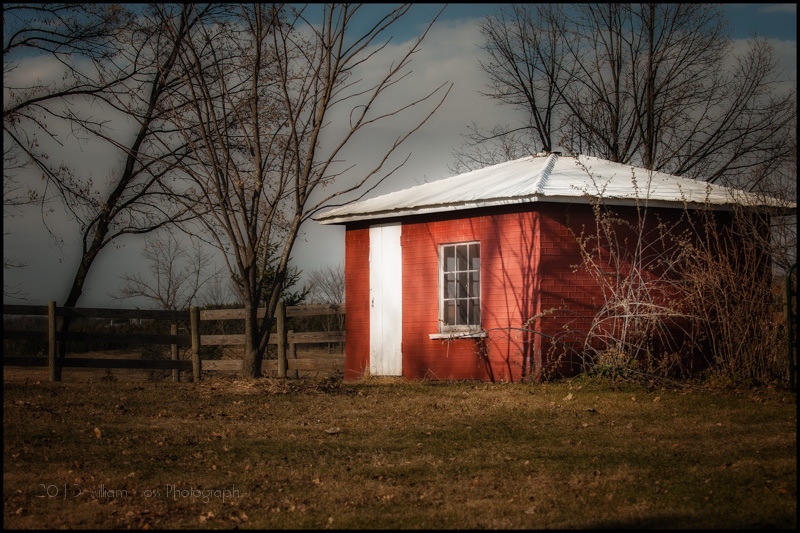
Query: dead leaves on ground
[[194, 375, 346, 397]]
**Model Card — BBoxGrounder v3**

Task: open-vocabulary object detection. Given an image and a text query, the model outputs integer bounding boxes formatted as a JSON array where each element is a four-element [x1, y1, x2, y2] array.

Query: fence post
[[191, 307, 201, 382], [289, 331, 298, 378], [48, 301, 61, 382], [171, 323, 179, 382], [277, 301, 287, 378]]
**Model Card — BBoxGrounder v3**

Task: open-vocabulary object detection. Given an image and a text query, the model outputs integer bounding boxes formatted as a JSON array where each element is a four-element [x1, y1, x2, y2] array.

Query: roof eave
[[314, 195, 793, 225]]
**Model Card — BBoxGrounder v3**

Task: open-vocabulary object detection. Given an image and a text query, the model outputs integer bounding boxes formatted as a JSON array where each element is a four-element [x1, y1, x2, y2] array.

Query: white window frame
[[438, 241, 481, 334]]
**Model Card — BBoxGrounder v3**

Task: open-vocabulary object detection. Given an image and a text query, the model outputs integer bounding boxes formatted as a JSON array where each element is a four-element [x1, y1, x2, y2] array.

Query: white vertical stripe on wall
[[369, 223, 403, 376]]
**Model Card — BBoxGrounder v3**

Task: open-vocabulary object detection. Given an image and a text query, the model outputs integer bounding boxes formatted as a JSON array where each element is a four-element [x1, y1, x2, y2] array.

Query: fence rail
[[3, 302, 344, 381]]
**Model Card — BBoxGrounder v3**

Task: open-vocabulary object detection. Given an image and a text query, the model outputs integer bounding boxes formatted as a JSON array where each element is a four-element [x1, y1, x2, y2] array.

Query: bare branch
[[162, 4, 449, 377]]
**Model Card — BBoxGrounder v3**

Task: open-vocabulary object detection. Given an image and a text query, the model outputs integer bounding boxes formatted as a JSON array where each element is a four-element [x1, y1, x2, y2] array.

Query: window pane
[[444, 246, 455, 272], [457, 299, 469, 325], [444, 273, 456, 299], [443, 300, 455, 325], [469, 243, 480, 270], [440, 242, 481, 330], [469, 298, 480, 325], [469, 271, 479, 298], [457, 244, 468, 270], [457, 272, 468, 298]]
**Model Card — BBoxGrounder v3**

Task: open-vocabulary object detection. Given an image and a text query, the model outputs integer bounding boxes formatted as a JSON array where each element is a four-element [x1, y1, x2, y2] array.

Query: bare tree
[[449, 122, 541, 175], [200, 275, 241, 308], [4, 4, 208, 297], [463, 3, 796, 302], [3, 4, 133, 109], [307, 264, 345, 306], [3, 140, 32, 299], [306, 263, 346, 346], [3, 5, 227, 368], [463, 4, 796, 188], [3, 4, 134, 219], [163, 4, 451, 378], [452, 4, 575, 171], [111, 232, 221, 311], [3, 4, 131, 299]]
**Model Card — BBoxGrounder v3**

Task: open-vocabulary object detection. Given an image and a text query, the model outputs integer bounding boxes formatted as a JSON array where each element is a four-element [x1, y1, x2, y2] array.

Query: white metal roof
[[315, 154, 795, 225]]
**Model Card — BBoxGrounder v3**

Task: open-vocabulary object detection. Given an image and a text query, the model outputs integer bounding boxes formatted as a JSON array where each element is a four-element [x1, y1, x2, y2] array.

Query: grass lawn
[[3, 372, 796, 529]]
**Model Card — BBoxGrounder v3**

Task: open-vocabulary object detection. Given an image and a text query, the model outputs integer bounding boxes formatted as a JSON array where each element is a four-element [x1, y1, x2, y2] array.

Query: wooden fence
[[3, 302, 344, 381], [198, 303, 345, 377]]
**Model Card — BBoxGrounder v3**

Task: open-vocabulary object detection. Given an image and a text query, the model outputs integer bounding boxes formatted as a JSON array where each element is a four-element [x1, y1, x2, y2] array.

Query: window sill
[[429, 331, 487, 340]]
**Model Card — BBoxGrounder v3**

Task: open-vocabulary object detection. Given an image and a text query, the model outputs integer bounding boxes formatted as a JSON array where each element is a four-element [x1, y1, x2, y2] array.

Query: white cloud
[[315, 18, 517, 188], [767, 38, 799, 79], [729, 36, 797, 97], [758, 4, 797, 14], [3, 54, 64, 88]]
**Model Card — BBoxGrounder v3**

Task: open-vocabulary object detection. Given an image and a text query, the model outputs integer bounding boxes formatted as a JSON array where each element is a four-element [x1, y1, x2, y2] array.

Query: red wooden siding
[[344, 227, 370, 380], [535, 205, 603, 378], [343, 203, 701, 382], [399, 205, 603, 382], [402, 215, 493, 380]]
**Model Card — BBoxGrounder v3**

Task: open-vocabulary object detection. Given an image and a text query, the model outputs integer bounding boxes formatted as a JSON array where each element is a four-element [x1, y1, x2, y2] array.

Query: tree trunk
[[241, 299, 262, 378], [52, 10, 193, 359], [56, 236, 106, 359]]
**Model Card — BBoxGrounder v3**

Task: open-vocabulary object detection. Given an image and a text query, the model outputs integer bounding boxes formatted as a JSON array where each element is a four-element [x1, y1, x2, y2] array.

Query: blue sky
[[334, 3, 798, 41], [724, 3, 797, 40], [3, 3, 797, 308]]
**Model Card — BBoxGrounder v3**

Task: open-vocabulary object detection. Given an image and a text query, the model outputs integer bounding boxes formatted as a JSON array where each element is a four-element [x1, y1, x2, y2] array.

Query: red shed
[[315, 154, 789, 382]]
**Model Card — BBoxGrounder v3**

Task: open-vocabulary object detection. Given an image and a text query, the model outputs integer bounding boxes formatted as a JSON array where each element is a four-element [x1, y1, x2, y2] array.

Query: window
[[440, 242, 480, 331]]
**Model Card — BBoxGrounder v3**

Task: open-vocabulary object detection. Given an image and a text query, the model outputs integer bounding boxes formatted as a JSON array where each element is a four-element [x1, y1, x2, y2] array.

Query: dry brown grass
[[3, 370, 796, 529]]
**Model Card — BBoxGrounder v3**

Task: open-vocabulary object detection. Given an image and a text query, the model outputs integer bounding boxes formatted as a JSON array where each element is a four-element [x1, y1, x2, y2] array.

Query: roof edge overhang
[[314, 195, 796, 225]]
